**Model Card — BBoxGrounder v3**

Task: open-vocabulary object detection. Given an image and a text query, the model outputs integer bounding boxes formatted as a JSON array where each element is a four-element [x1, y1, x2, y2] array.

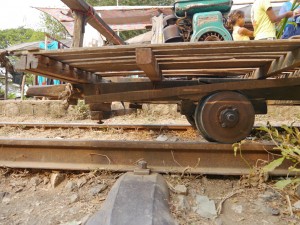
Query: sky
[[0, 0, 66, 30], [0, 0, 286, 30]]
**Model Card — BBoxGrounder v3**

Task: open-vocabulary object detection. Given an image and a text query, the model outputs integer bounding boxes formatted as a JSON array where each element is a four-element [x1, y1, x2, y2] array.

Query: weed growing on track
[[234, 124, 300, 190], [257, 125, 300, 190], [69, 100, 90, 120]]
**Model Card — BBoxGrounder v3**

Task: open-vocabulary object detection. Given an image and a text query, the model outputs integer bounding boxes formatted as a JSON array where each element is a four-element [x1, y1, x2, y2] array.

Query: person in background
[[251, 0, 294, 40], [227, 10, 253, 41], [279, 0, 300, 39]]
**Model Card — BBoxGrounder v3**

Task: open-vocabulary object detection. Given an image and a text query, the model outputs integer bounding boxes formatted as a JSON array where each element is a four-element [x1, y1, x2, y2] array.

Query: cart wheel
[[194, 91, 255, 143]]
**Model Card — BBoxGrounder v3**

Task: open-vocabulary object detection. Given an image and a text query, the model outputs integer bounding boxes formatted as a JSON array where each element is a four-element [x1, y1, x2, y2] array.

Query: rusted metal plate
[[0, 138, 290, 175]]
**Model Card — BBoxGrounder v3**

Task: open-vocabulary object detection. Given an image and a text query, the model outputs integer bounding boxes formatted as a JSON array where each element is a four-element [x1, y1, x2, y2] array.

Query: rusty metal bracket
[[134, 160, 150, 175]]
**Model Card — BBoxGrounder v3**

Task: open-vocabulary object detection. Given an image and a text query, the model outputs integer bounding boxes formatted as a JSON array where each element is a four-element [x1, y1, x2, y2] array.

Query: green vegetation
[[276, 0, 300, 38], [40, 13, 68, 39], [233, 125, 300, 190], [258, 125, 300, 190], [0, 27, 44, 49]]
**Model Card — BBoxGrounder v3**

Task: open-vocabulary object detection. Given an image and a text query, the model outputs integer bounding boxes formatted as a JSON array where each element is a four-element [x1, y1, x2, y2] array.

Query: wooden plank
[[71, 59, 271, 73], [266, 49, 300, 77], [83, 80, 204, 95], [40, 51, 287, 64], [30, 40, 300, 58], [84, 78, 300, 103], [159, 59, 272, 70], [63, 54, 282, 65], [135, 48, 161, 82], [96, 68, 254, 77], [61, 0, 125, 45]]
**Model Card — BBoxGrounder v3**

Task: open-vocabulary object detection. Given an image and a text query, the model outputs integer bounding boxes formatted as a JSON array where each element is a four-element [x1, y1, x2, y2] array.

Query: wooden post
[[72, 11, 85, 47], [4, 66, 8, 100], [21, 73, 26, 100]]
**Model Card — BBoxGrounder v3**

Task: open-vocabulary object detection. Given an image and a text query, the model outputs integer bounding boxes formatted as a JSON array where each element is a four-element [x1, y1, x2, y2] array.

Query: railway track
[[0, 122, 298, 131], [0, 122, 191, 131], [0, 138, 289, 175]]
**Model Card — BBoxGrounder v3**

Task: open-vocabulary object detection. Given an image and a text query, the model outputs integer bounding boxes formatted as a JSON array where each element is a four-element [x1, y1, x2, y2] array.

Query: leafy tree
[[0, 27, 45, 49], [40, 13, 69, 39]]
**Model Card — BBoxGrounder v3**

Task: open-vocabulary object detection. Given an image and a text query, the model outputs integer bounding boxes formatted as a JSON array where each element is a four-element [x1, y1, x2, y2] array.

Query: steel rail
[[0, 122, 298, 131], [0, 123, 191, 131], [0, 138, 290, 175]]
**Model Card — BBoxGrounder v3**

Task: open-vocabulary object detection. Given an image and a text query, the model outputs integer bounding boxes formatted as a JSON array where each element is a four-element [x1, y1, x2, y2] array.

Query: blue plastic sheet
[[37, 41, 60, 85]]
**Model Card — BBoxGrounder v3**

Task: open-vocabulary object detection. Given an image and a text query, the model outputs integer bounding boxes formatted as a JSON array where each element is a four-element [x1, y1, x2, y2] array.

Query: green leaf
[[263, 157, 285, 172], [288, 167, 300, 172], [282, 125, 294, 134], [257, 126, 270, 132], [275, 179, 292, 190], [232, 143, 239, 157]]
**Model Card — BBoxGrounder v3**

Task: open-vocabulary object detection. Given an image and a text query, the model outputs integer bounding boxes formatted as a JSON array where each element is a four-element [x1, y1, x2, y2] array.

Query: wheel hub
[[219, 107, 239, 128]]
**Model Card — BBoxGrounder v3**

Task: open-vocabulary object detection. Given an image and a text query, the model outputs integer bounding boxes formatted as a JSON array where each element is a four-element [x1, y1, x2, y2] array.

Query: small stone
[[24, 208, 33, 214], [201, 176, 208, 185], [193, 195, 217, 219], [14, 187, 23, 193], [149, 130, 155, 135], [231, 204, 243, 214], [77, 177, 87, 188], [168, 137, 178, 142], [89, 184, 107, 196], [295, 185, 300, 198], [214, 218, 223, 225], [65, 181, 77, 192], [176, 195, 190, 211], [80, 214, 90, 224], [29, 177, 42, 187], [70, 193, 80, 204], [50, 173, 65, 188], [10, 180, 25, 188], [0, 192, 9, 202], [60, 220, 81, 225], [175, 184, 188, 195], [43, 177, 50, 185], [156, 134, 168, 141], [259, 190, 277, 202], [293, 200, 300, 209], [2, 197, 10, 204], [271, 208, 280, 216]]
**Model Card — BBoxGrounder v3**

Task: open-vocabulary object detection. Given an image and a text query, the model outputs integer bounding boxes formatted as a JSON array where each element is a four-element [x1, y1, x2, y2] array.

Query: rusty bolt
[[138, 160, 147, 169]]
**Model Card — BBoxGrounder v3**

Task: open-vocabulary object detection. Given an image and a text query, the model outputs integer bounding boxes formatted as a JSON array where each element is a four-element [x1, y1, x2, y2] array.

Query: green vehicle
[[163, 0, 233, 42]]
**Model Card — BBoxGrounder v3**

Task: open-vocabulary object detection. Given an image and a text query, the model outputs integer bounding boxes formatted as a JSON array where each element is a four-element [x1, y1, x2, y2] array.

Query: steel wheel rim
[[194, 91, 255, 143]]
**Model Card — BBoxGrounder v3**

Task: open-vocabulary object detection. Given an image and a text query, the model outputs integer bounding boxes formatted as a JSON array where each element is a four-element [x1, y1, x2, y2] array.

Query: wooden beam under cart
[[15, 54, 96, 84], [85, 78, 300, 103]]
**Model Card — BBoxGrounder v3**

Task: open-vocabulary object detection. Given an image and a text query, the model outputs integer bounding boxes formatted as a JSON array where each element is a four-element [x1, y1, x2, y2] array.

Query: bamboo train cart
[[15, 40, 300, 143]]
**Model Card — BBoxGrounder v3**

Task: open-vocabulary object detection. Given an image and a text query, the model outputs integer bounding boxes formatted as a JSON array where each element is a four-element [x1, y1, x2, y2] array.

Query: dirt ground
[[0, 103, 300, 225]]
